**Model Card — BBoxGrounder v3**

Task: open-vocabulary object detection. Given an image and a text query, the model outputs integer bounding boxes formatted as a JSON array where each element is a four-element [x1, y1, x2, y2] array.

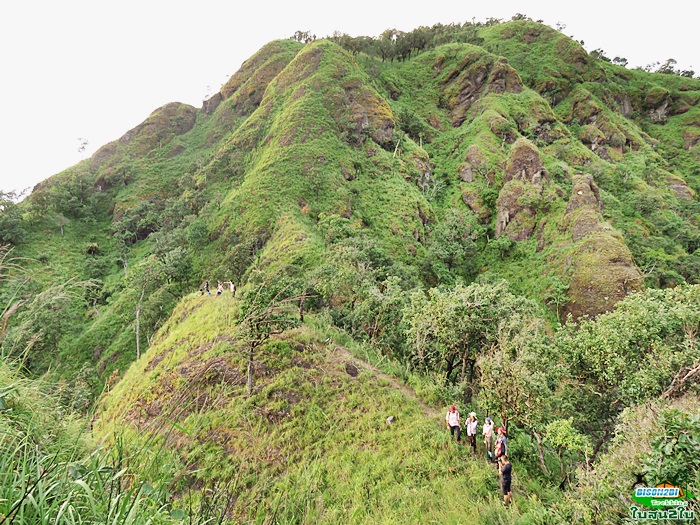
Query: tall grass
[[0, 358, 198, 524]]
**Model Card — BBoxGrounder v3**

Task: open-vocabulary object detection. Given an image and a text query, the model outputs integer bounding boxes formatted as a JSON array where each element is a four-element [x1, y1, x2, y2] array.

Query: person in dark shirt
[[498, 455, 512, 507]]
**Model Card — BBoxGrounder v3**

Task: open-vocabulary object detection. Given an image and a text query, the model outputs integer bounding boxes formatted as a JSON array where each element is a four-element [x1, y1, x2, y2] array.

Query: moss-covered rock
[[220, 40, 302, 114], [503, 137, 546, 184], [460, 185, 491, 222], [565, 173, 601, 214], [565, 231, 644, 320], [495, 138, 547, 240], [664, 173, 696, 201], [90, 102, 197, 171], [644, 86, 672, 122], [496, 179, 541, 240], [438, 47, 523, 127]]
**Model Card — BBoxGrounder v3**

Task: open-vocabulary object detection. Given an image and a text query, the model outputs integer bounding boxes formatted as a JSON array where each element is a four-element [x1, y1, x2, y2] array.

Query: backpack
[[494, 440, 503, 457]]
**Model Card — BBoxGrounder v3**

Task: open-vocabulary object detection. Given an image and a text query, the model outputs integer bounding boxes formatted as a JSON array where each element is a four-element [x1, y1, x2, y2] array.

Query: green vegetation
[[1, 15, 699, 523]]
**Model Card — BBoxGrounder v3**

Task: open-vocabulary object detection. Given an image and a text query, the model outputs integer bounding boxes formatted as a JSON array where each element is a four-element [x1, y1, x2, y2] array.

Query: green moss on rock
[[565, 231, 644, 320]]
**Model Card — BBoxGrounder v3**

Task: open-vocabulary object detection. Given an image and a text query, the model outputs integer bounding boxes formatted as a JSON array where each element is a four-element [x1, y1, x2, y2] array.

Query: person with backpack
[[466, 412, 478, 454], [445, 405, 461, 444], [494, 426, 508, 462], [498, 455, 513, 507], [483, 417, 494, 459]]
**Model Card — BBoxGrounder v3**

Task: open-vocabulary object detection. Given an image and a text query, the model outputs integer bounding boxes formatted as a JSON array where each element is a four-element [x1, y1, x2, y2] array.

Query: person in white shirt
[[466, 412, 478, 453], [445, 405, 461, 443], [483, 417, 494, 459]]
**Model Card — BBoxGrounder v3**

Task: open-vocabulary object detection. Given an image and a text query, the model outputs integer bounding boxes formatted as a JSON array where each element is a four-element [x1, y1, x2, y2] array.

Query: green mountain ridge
[[1, 18, 699, 524]]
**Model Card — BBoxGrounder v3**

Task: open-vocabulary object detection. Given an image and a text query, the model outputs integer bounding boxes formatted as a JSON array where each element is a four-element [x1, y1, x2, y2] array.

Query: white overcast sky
[[1, 0, 697, 196]]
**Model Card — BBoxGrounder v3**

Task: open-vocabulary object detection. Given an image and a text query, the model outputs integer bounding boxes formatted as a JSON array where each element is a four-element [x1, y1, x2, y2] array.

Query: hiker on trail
[[445, 405, 461, 444], [494, 427, 508, 462], [498, 455, 513, 507], [466, 412, 478, 453], [216, 281, 223, 296], [228, 280, 236, 297], [483, 417, 494, 459], [203, 280, 210, 295]]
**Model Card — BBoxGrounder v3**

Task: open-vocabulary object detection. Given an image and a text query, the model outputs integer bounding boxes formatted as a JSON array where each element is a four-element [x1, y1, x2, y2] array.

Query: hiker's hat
[[469, 412, 476, 417]]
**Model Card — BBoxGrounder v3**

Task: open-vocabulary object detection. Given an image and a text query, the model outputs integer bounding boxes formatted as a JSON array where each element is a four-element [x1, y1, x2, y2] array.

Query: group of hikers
[[445, 405, 512, 507], [201, 279, 236, 297]]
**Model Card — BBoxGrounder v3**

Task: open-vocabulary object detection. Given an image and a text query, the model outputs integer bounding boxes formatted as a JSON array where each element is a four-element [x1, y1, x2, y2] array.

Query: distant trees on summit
[[292, 17, 697, 78]]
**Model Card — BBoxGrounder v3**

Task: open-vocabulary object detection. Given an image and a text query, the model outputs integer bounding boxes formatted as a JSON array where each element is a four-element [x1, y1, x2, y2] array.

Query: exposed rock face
[[496, 139, 545, 239], [503, 138, 546, 184], [566, 174, 601, 213], [564, 174, 607, 243], [559, 87, 643, 156], [644, 86, 672, 123], [459, 144, 490, 183], [665, 174, 696, 201], [563, 174, 644, 320], [461, 186, 491, 222], [201, 92, 222, 115], [440, 51, 523, 127], [220, 40, 301, 115], [496, 181, 539, 240], [485, 59, 523, 95], [684, 129, 700, 151], [458, 163, 475, 182], [617, 95, 633, 116], [564, 232, 644, 321], [345, 81, 395, 146]]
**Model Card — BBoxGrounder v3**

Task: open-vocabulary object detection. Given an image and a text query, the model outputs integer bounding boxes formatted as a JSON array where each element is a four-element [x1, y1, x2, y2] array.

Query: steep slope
[[95, 294, 549, 523], [2, 19, 699, 525], [372, 38, 650, 318], [2, 18, 698, 402], [208, 39, 429, 267]]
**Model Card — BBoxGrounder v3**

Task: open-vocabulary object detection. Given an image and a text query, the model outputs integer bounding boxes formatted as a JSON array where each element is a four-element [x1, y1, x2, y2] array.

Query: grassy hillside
[[1, 16, 699, 524], [95, 294, 559, 523]]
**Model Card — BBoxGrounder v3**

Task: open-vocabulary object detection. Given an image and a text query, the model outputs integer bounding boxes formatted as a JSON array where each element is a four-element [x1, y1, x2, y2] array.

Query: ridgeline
[[1, 17, 698, 524]]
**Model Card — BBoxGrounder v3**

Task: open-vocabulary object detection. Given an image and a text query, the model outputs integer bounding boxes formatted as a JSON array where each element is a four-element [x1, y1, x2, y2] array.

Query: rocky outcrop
[[559, 87, 642, 156], [118, 103, 197, 155], [564, 232, 644, 321], [220, 40, 302, 115], [644, 86, 672, 123], [344, 79, 395, 146], [440, 50, 522, 127], [458, 144, 491, 183], [564, 174, 608, 243], [496, 139, 545, 239], [201, 92, 223, 115], [563, 174, 644, 320], [503, 138, 546, 185], [665, 174, 695, 201], [90, 102, 197, 171], [461, 186, 491, 222]]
